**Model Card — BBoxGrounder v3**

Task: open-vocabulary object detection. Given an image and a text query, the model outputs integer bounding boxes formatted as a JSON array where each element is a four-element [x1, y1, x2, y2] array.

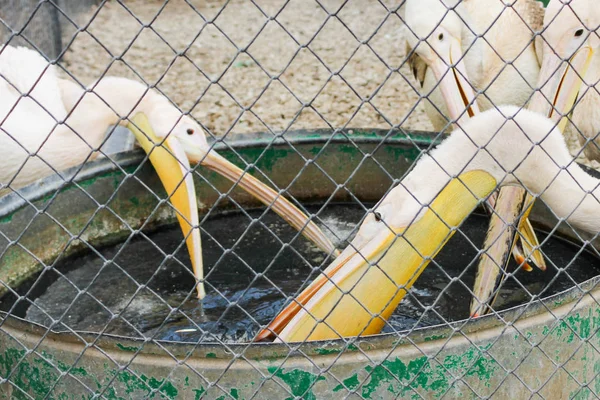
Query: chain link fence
[[1, 0, 600, 398], [0, 0, 98, 59]]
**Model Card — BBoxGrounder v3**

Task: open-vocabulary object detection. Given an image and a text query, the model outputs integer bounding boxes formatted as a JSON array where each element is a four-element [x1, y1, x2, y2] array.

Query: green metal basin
[[0, 129, 598, 399]]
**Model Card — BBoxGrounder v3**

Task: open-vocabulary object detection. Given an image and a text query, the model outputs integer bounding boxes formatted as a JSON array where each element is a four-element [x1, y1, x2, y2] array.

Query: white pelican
[[404, 0, 546, 316], [257, 106, 600, 342], [469, 0, 600, 316], [0, 45, 338, 299], [404, 0, 542, 129], [528, 0, 600, 158]]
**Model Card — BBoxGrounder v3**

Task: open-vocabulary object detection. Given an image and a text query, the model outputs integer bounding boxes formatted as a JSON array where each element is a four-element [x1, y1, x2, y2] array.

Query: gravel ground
[[61, 0, 431, 137], [61, 0, 594, 167]]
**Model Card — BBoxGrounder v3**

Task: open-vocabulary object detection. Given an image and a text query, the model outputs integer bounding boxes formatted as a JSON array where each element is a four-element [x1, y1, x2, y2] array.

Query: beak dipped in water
[[257, 170, 497, 342], [127, 114, 205, 298], [129, 114, 339, 299], [470, 188, 544, 317]]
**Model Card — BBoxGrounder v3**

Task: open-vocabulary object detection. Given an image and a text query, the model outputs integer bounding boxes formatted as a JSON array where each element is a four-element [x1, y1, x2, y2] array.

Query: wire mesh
[[0, 0, 600, 398], [0, 0, 98, 60]]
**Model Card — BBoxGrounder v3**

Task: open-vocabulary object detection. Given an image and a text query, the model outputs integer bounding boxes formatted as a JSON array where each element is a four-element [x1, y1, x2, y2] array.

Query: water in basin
[[3, 204, 599, 343]]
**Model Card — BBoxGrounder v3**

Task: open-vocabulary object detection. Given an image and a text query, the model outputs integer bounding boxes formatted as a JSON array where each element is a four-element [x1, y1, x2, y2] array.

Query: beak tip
[[254, 330, 273, 342], [196, 283, 206, 300]]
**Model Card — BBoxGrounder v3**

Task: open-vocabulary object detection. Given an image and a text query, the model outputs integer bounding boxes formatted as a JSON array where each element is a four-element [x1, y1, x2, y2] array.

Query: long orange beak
[[199, 151, 339, 259]]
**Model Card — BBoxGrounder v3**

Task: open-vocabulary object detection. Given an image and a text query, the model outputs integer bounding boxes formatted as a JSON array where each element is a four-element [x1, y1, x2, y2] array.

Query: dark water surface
[[3, 204, 600, 343]]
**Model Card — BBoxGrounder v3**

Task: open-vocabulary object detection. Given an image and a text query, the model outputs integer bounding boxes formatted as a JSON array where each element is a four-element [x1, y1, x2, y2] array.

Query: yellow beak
[[127, 114, 205, 298], [257, 170, 497, 342], [128, 114, 339, 300]]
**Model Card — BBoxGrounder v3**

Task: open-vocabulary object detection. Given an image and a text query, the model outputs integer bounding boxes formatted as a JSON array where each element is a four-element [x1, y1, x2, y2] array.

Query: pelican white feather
[[259, 106, 600, 342], [0, 45, 338, 299]]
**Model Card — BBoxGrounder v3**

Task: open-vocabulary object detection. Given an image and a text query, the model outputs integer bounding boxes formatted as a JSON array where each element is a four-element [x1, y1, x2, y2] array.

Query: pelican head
[[532, 0, 600, 129], [119, 84, 338, 300], [405, 0, 479, 124]]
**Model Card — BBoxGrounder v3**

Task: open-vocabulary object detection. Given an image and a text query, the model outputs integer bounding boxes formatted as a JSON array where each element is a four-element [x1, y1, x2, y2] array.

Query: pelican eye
[[438, 33, 444, 41], [575, 29, 584, 37], [186, 128, 195, 135], [374, 212, 382, 222]]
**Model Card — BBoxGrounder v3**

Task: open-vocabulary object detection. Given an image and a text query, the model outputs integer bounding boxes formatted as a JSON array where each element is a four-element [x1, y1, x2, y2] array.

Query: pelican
[[528, 0, 600, 158], [404, 0, 546, 316], [0, 45, 338, 299], [256, 106, 600, 342], [404, 0, 542, 129], [469, 0, 600, 316]]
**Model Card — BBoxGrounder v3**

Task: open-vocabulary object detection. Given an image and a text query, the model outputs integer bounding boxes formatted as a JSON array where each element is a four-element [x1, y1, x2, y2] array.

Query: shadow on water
[[2, 204, 599, 343]]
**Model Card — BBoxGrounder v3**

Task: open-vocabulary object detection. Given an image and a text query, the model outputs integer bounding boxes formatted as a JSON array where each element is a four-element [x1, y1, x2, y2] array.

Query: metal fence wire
[[0, 0, 97, 59], [2, 0, 600, 398]]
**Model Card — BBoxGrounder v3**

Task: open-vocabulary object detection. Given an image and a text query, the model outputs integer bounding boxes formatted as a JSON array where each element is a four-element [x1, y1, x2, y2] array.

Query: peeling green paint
[[114, 371, 178, 398], [424, 334, 446, 342], [314, 347, 339, 355], [267, 367, 325, 400], [314, 344, 358, 355], [116, 343, 139, 352], [333, 374, 360, 393], [336, 144, 359, 155], [39, 351, 88, 379], [571, 387, 593, 400], [0, 348, 51, 399], [542, 325, 551, 336], [359, 345, 498, 399], [383, 145, 422, 164], [206, 352, 217, 359], [0, 322, 258, 398], [550, 312, 593, 344], [193, 386, 206, 400], [362, 357, 430, 398]]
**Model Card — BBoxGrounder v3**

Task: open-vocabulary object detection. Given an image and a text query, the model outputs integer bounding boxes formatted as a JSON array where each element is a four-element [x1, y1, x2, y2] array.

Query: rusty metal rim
[[0, 128, 597, 360]]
